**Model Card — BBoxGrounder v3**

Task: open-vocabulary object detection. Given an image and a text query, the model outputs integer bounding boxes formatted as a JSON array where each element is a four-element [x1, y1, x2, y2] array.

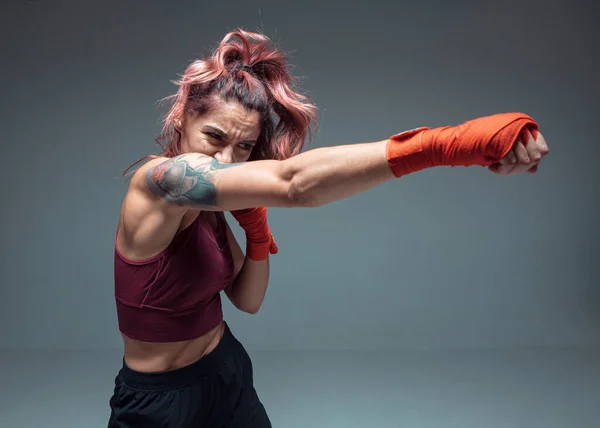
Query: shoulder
[[128, 156, 169, 193], [116, 156, 187, 260]]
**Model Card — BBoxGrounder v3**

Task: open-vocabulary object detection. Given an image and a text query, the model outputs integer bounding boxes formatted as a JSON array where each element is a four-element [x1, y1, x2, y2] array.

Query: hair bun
[[238, 63, 255, 75]]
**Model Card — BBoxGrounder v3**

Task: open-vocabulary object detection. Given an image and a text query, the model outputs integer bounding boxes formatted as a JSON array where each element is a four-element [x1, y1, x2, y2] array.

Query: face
[[177, 99, 262, 164]]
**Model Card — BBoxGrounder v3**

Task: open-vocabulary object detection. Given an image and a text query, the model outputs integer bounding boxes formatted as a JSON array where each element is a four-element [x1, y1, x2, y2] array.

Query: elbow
[[240, 302, 261, 315], [286, 176, 324, 208], [230, 292, 262, 314], [231, 298, 261, 314], [245, 306, 261, 315], [279, 160, 322, 208]]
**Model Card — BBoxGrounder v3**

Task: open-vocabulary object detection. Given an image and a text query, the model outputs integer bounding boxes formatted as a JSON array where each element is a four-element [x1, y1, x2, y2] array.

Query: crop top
[[114, 212, 234, 342]]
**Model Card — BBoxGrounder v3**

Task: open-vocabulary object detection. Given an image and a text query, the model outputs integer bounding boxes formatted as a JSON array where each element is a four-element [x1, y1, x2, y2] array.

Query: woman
[[108, 29, 548, 427]]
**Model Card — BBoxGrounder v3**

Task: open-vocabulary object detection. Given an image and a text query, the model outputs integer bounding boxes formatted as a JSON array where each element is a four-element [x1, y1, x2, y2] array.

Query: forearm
[[281, 139, 395, 207], [226, 257, 270, 314], [212, 139, 396, 209]]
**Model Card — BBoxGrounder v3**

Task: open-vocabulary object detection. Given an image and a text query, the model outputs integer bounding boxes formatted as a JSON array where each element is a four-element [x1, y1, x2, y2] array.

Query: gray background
[[1, 0, 599, 426], [2, 0, 597, 352]]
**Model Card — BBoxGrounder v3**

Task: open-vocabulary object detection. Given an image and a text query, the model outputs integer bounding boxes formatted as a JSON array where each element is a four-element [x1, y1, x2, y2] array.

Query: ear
[[173, 117, 183, 131]]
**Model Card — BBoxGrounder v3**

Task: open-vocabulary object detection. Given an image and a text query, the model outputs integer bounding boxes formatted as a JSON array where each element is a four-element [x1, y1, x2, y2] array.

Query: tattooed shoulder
[[144, 155, 236, 208]]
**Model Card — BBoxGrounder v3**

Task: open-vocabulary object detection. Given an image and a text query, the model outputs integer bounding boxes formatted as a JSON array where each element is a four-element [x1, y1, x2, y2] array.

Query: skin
[[117, 100, 266, 372], [117, 97, 549, 372]]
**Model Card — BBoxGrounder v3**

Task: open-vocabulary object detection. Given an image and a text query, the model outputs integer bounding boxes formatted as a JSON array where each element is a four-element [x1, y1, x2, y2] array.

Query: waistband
[[118, 322, 239, 390]]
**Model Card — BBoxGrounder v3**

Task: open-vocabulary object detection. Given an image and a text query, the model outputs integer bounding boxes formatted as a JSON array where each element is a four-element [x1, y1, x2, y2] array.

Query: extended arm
[[143, 112, 542, 212], [145, 140, 394, 211]]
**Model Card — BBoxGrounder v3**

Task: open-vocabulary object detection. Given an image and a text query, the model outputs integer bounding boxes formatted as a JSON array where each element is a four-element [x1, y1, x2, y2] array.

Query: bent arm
[[144, 139, 394, 211], [224, 222, 270, 314]]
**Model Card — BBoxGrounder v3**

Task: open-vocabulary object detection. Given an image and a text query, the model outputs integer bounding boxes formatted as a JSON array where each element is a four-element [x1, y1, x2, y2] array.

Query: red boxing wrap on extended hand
[[386, 112, 540, 177], [230, 207, 278, 261]]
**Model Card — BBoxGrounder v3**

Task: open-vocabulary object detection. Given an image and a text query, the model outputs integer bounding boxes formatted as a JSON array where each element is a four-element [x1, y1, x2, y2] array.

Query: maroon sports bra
[[114, 212, 234, 342]]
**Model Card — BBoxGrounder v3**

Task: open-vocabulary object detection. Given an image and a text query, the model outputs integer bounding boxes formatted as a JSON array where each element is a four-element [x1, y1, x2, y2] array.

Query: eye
[[206, 132, 221, 140], [239, 143, 254, 151]]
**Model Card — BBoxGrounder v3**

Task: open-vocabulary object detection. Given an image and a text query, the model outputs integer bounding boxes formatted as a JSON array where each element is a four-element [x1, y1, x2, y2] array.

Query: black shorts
[[107, 322, 271, 428]]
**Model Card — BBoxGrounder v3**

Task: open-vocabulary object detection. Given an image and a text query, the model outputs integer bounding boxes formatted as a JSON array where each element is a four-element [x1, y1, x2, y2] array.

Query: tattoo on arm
[[145, 155, 237, 207]]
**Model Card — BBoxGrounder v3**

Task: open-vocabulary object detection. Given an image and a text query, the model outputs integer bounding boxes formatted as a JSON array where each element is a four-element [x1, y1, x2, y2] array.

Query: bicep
[[143, 154, 293, 211]]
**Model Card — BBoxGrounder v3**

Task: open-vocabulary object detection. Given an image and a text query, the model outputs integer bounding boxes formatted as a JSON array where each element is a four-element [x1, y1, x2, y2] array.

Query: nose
[[214, 150, 233, 164]]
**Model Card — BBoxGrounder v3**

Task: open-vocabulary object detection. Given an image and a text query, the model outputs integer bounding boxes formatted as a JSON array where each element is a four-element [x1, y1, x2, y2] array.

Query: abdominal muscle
[[122, 321, 225, 372]]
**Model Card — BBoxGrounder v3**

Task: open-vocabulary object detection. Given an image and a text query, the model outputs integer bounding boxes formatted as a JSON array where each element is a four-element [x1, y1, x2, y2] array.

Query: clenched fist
[[490, 127, 549, 175]]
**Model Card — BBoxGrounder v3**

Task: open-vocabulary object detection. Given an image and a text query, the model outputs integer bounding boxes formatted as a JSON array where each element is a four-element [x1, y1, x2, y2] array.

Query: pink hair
[[124, 28, 319, 176]]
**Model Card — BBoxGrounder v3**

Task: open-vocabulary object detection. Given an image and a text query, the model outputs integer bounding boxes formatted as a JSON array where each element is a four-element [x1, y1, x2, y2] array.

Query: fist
[[489, 127, 549, 175]]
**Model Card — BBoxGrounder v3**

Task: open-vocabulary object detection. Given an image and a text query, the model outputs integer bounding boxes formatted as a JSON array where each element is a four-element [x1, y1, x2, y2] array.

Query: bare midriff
[[121, 321, 225, 373]]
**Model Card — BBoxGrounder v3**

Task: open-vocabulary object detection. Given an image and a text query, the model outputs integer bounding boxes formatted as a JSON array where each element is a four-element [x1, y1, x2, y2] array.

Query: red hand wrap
[[230, 207, 278, 261], [386, 112, 539, 177]]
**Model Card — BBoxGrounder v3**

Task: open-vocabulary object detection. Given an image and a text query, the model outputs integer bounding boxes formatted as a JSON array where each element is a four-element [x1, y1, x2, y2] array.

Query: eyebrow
[[204, 125, 257, 145]]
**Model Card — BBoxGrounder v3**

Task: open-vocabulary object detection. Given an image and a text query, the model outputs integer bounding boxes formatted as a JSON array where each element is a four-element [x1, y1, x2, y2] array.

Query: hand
[[489, 126, 549, 175], [230, 207, 278, 261]]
